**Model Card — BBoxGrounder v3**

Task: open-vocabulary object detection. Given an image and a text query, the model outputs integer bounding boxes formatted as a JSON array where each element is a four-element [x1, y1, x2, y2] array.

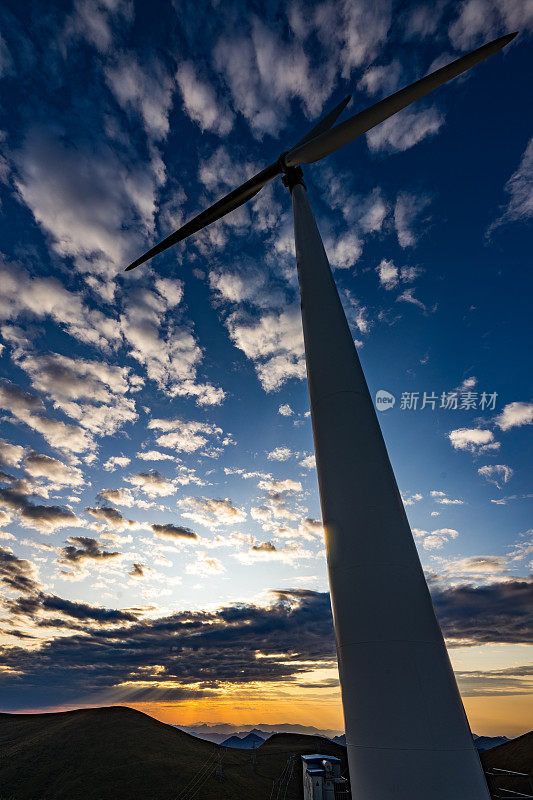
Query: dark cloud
[[6, 592, 138, 624], [0, 546, 40, 594], [0, 579, 531, 710], [86, 505, 137, 529], [433, 578, 533, 646], [129, 563, 146, 578], [150, 523, 198, 540], [0, 588, 335, 709], [86, 506, 125, 524], [23, 451, 84, 487], [456, 664, 533, 697], [0, 471, 16, 483], [252, 541, 276, 552], [58, 536, 121, 564], [0, 380, 42, 414], [297, 677, 340, 688], [0, 484, 79, 532]]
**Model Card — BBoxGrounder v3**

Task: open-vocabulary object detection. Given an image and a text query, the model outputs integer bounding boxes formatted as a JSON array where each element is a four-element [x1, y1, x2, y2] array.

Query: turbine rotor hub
[[281, 165, 305, 194]]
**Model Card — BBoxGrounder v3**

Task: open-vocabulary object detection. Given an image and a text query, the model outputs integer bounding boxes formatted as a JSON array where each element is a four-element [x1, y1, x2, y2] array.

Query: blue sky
[[0, 0, 531, 734]]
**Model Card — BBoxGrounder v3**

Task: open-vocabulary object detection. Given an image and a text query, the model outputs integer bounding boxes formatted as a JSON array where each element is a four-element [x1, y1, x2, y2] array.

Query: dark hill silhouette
[[481, 731, 533, 797], [480, 731, 532, 771], [0, 705, 348, 799], [261, 731, 347, 757]]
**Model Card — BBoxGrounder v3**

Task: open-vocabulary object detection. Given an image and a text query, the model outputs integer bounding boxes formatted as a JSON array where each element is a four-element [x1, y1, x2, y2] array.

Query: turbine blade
[[125, 161, 281, 271], [285, 31, 517, 167], [292, 94, 352, 149]]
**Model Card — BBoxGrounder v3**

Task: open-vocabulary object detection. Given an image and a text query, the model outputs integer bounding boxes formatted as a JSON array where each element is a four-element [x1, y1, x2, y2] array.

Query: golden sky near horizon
[[128, 644, 533, 738]]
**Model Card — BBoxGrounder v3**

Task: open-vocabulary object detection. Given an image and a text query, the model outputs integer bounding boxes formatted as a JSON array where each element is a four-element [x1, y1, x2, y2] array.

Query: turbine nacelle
[[125, 31, 517, 273]]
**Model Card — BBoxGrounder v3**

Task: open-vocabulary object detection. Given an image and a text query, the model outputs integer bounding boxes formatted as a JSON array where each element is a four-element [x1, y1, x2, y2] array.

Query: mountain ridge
[[0, 705, 348, 799]]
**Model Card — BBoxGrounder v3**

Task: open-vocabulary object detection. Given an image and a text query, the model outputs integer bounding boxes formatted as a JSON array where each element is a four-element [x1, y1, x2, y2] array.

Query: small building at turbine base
[[302, 754, 349, 799]]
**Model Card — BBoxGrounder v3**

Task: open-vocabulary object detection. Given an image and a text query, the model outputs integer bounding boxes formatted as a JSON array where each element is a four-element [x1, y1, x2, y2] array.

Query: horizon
[[1, 702, 524, 741], [0, 0, 531, 743]]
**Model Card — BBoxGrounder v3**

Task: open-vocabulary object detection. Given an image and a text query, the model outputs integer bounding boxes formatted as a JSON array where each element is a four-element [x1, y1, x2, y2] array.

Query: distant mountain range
[[177, 725, 508, 752], [473, 734, 510, 752], [222, 731, 266, 749], [176, 721, 344, 744]]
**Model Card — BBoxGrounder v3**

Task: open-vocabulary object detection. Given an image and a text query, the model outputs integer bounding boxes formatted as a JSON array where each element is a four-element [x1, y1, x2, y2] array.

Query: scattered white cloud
[[214, 18, 336, 138], [97, 487, 135, 507], [178, 496, 246, 530], [14, 350, 138, 438], [14, 128, 163, 277], [402, 492, 422, 506], [120, 285, 225, 406], [299, 454, 316, 470], [125, 470, 177, 498], [449, 0, 533, 51], [0, 485, 81, 533], [403, 3, 446, 39], [235, 540, 311, 565], [377, 258, 422, 290], [0, 262, 120, 349], [137, 450, 174, 462], [489, 138, 533, 231], [0, 510, 13, 527], [63, 0, 134, 53], [367, 106, 444, 153], [225, 305, 305, 392], [23, 453, 85, 489], [341, 290, 371, 338], [0, 380, 93, 455], [0, 438, 25, 468], [448, 427, 500, 454], [186, 552, 225, 575], [278, 404, 294, 417], [358, 59, 403, 96], [121, 279, 225, 405], [257, 478, 302, 494], [430, 490, 464, 506], [495, 402, 533, 431], [105, 53, 175, 142], [147, 418, 224, 453], [176, 62, 233, 135], [267, 447, 293, 462], [289, 0, 392, 80], [396, 287, 427, 313], [394, 191, 432, 248], [377, 258, 398, 290], [438, 554, 508, 580], [326, 231, 362, 269], [414, 527, 459, 549], [478, 464, 513, 489], [457, 376, 478, 393], [251, 475, 304, 528], [103, 456, 131, 472]]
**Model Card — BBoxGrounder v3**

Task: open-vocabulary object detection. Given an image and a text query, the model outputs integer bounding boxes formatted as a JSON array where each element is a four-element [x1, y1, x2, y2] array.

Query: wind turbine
[[126, 33, 516, 800]]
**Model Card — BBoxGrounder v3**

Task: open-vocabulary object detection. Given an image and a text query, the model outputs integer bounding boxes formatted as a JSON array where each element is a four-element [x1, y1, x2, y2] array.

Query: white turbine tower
[[126, 33, 516, 800]]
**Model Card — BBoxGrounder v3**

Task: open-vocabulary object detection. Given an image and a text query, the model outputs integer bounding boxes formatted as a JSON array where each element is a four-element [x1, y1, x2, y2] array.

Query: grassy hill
[[481, 731, 533, 797], [5, 705, 528, 800], [0, 706, 348, 800]]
